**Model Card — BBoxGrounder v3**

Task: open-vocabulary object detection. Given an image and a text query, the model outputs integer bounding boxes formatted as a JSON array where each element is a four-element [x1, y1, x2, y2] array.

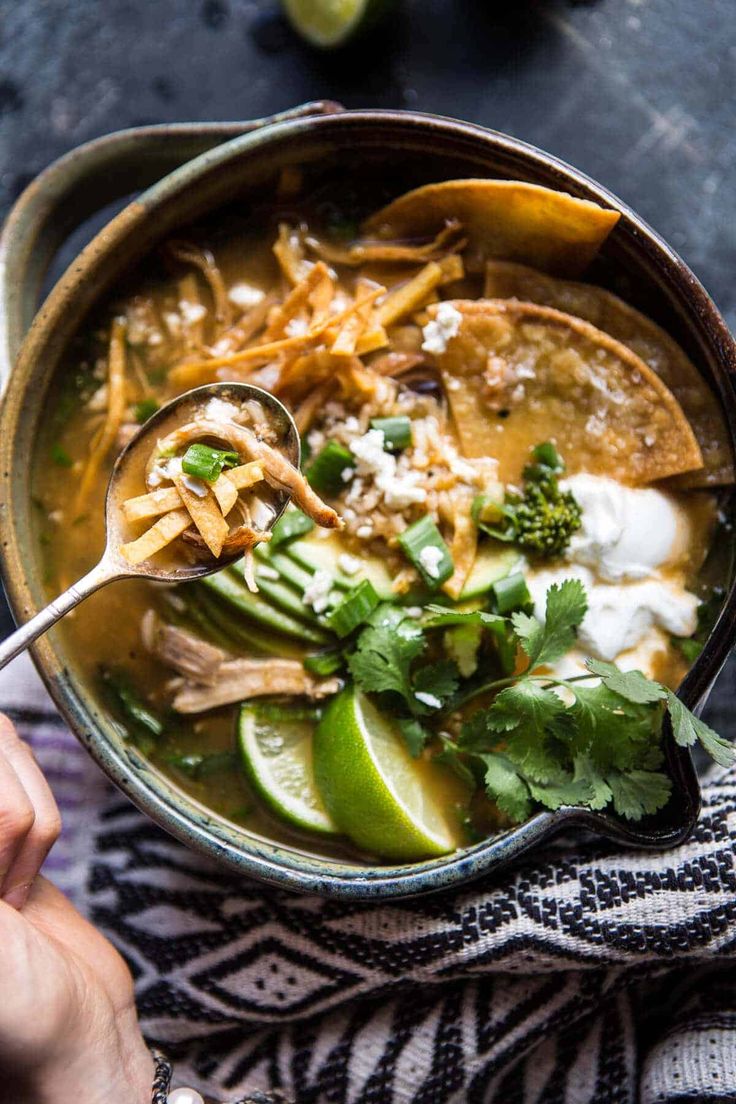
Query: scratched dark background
[[1, 0, 735, 724]]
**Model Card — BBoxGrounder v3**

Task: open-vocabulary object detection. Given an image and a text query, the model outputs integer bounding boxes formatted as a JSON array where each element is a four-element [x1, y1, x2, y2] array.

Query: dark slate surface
[[1, 0, 735, 725]]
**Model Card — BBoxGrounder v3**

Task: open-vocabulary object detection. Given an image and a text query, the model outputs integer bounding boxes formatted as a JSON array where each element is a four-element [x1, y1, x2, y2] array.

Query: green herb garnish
[[397, 515, 454, 589], [134, 398, 160, 423], [370, 416, 412, 451], [270, 508, 315, 548], [305, 440, 355, 495], [327, 579, 380, 638]]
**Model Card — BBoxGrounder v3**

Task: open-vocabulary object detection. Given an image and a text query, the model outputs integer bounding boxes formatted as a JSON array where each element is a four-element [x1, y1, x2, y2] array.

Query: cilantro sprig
[[347, 581, 734, 822]]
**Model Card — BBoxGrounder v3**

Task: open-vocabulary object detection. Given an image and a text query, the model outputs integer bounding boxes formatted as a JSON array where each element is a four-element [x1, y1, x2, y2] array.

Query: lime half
[[282, 0, 388, 48], [238, 704, 338, 835], [313, 687, 466, 860]]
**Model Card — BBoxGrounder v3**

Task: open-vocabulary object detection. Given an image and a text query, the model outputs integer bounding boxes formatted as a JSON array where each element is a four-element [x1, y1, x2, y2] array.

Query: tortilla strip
[[120, 508, 191, 566], [212, 472, 239, 516], [168, 241, 232, 327], [122, 461, 264, 522], [484, 260, 733, 486], [305, 220, 466, 266], [363, 180, 620, 277], [431, 299, 703, 485], [174, 476, 229, 558], [75, 317, 128, 514], [265, 262, 331, 340], [375, 261, 444, 328]]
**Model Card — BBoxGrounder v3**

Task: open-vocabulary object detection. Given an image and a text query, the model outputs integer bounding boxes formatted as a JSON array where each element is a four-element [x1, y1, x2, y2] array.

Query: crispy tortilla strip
[[122, 486, 183, 523], [363, 180, 620, 277], [294, 380, 334, 434], [375, 261, 444, 328], [355, 326, 389, 355], [184, 523, 271, 558], [212, 472, 239, 516], [433, 299, 703, 485], [305, 220, 466, 266], [484, 260, 733, 486], [444, 509, 478, 600], [177, 273, 207, 350], [75, 318, 128, 514], [330, 282, 383, 356], [273, 223, 313, 285], [174, 476, 229, 558], [208, 292, 275, 357], [120, 508, 191, 566], [168, 241, 232, 326], [265, 262, 330, 340]]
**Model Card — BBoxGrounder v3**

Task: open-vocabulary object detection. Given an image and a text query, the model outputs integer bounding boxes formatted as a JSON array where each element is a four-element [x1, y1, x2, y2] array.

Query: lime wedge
[[237, 704, 339, 835], [282, 0, 388, 48], [313, 687, 467, 860]]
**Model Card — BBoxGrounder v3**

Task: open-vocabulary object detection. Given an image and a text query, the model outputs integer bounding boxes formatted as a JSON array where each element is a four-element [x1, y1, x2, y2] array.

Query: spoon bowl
[[0, 382, 300, 669]]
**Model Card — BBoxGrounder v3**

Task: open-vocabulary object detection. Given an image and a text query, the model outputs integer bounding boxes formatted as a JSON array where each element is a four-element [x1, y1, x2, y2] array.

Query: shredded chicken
[[142, 612, 227, 684], [172, 658, 340, 713]]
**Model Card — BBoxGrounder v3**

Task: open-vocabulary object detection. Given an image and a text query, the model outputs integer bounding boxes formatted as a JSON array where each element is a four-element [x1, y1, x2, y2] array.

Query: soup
[[33, 173, 733, 863]]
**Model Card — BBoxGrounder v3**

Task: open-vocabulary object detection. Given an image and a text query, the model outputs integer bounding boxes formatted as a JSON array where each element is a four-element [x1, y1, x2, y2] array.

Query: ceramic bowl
[[1, 104, 735, 898]]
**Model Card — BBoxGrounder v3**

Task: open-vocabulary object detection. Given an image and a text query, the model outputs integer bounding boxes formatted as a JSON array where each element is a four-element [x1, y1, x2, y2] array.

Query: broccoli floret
[[473, 443, 582, 560]]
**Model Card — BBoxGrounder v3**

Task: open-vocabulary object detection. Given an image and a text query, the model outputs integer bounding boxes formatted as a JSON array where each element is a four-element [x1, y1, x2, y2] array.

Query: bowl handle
[[0, 101, 343, 388]]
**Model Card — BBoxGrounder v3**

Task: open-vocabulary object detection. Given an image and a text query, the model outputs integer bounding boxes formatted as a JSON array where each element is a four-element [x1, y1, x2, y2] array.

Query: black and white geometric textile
[[3, 653, 736, 1104]]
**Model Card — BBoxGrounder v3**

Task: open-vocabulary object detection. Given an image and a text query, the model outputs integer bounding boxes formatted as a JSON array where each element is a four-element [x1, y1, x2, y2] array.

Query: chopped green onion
[[531, 441, 563, 469], [673, 636, 703, 663], [271, 508, 315, 548], [181, 443, 239, 482], [164, 750, 237, 779], [253, 702, 322, 723], [471, 492, 506, 529], [303, 648, 345, 676], [134, 398, 160, 423], [101, 668, 163, 738], [327, 579, 380, 637], [370, 416, 412, 451], [492, 572, 532, 615], [51, 443, 73, 468], [398, 515, 454, 589], [305, 440, 355, 495]]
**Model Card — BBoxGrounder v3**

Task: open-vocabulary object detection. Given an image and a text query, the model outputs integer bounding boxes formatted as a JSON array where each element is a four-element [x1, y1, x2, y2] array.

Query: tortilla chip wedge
[[484, 261, 733, 487], [431, 299, 703, 486], [363, 180, 620, 277]]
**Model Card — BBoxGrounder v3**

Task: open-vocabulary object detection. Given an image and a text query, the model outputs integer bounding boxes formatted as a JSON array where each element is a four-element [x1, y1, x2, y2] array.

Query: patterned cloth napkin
[[2, 651, 736, 1104]]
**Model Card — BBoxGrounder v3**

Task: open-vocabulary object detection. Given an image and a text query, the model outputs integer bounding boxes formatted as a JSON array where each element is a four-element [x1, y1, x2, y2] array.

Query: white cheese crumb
[[405, 606, 423, 618], [415, 691, 442, 709], [178, 300, 207, 325], [418, 545, 444, 579], [285, 317, 309, 337], [182, 475, 208, 498], [302, 569, 333, 614], [341, 467, 355, 483], [338, 553, 362, 575], [421, 302, 463, 355], [257, 565, 280, 581], [349, 428, 427, 510], [205, 397, 240, 423], [356, 524, 373, 539], [228, 283, 265, 309]]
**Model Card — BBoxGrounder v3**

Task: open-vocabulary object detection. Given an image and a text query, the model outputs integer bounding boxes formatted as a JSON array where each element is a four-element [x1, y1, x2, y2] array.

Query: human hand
[[0, 715, 154, 1104]]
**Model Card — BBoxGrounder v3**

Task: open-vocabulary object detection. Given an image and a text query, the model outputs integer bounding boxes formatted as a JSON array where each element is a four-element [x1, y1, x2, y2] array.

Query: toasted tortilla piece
[[363, 180, 620, 278], [431, 299, 703, 486], [484, 261, 733, 487]]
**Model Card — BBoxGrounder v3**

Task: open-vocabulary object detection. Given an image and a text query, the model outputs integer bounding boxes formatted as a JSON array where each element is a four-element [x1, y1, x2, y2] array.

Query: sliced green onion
[[531, 441, 563, 469], [134, 398, 160, 423], [164, 750, 238, 779], [369, 416, 412, 451], [253, 701, 322, 723], [51, 443, 73, 468], [303, 648, 345, 676], [271, 508, 315, 548], [182, 443, 239, 482], [327, 579, 380, 638], [492, 571, 532, 615], [472, 492, 506, 528], [101, 668, 163, 738], [397, 515, 454, 589], [305, 440, 355, 495]]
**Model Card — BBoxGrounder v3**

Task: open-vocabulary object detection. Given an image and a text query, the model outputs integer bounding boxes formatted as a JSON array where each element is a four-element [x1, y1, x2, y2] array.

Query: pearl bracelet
[[151, 1048, 286, 1104]]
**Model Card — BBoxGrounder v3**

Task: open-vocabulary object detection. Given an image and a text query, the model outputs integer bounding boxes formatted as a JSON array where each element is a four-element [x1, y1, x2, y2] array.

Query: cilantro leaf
[[567, 682, 661, 771], [435, 735, 477, 789], [485, 681, 575, 781], [397, 718, 431, 758], [585, 659, 667, 704], [413, 660, 460, 703], [348, 610, 425, 706], [527, 773, 593, 810], [607, 769, 672, 820], [480, 753, 533, 822], [512, 579, 587, 668], [571, 755, 613, 810], [666, 690, 735, 767]]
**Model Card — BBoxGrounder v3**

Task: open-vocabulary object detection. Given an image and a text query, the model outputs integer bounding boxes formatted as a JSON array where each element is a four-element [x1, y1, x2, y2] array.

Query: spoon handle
[[0, 560, 118, 672]]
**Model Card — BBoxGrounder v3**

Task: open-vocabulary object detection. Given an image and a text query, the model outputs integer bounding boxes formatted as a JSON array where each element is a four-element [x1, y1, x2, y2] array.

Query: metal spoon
[[0, 382, 300, 671]]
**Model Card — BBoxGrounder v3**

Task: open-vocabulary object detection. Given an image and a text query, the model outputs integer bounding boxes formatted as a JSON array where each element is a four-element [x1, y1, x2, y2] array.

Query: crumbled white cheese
[[421, 302, 463, 355], [257, 564, 280, 581], [349, 428, 427, 510], [341, 467, 355, 483], [302, 569, 333, 614], [205, 397, 240, 424], [285, 317, 310, 338], [148, 455, 183, 488], [228, 283, 265, 309], [344, 416, 360, 432], [415, 691, 442, 709], [418, 545, 444, 580], [405, 606, 423, 619], [356, 524, 373, 539], [178, 300, 207, 325], [338, 553, 362, 576], [182, 475, 208, 498]]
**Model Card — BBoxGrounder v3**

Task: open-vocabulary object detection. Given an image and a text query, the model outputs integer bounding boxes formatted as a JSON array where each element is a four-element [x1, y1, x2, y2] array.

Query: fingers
[[0, 715, 61, 910]]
